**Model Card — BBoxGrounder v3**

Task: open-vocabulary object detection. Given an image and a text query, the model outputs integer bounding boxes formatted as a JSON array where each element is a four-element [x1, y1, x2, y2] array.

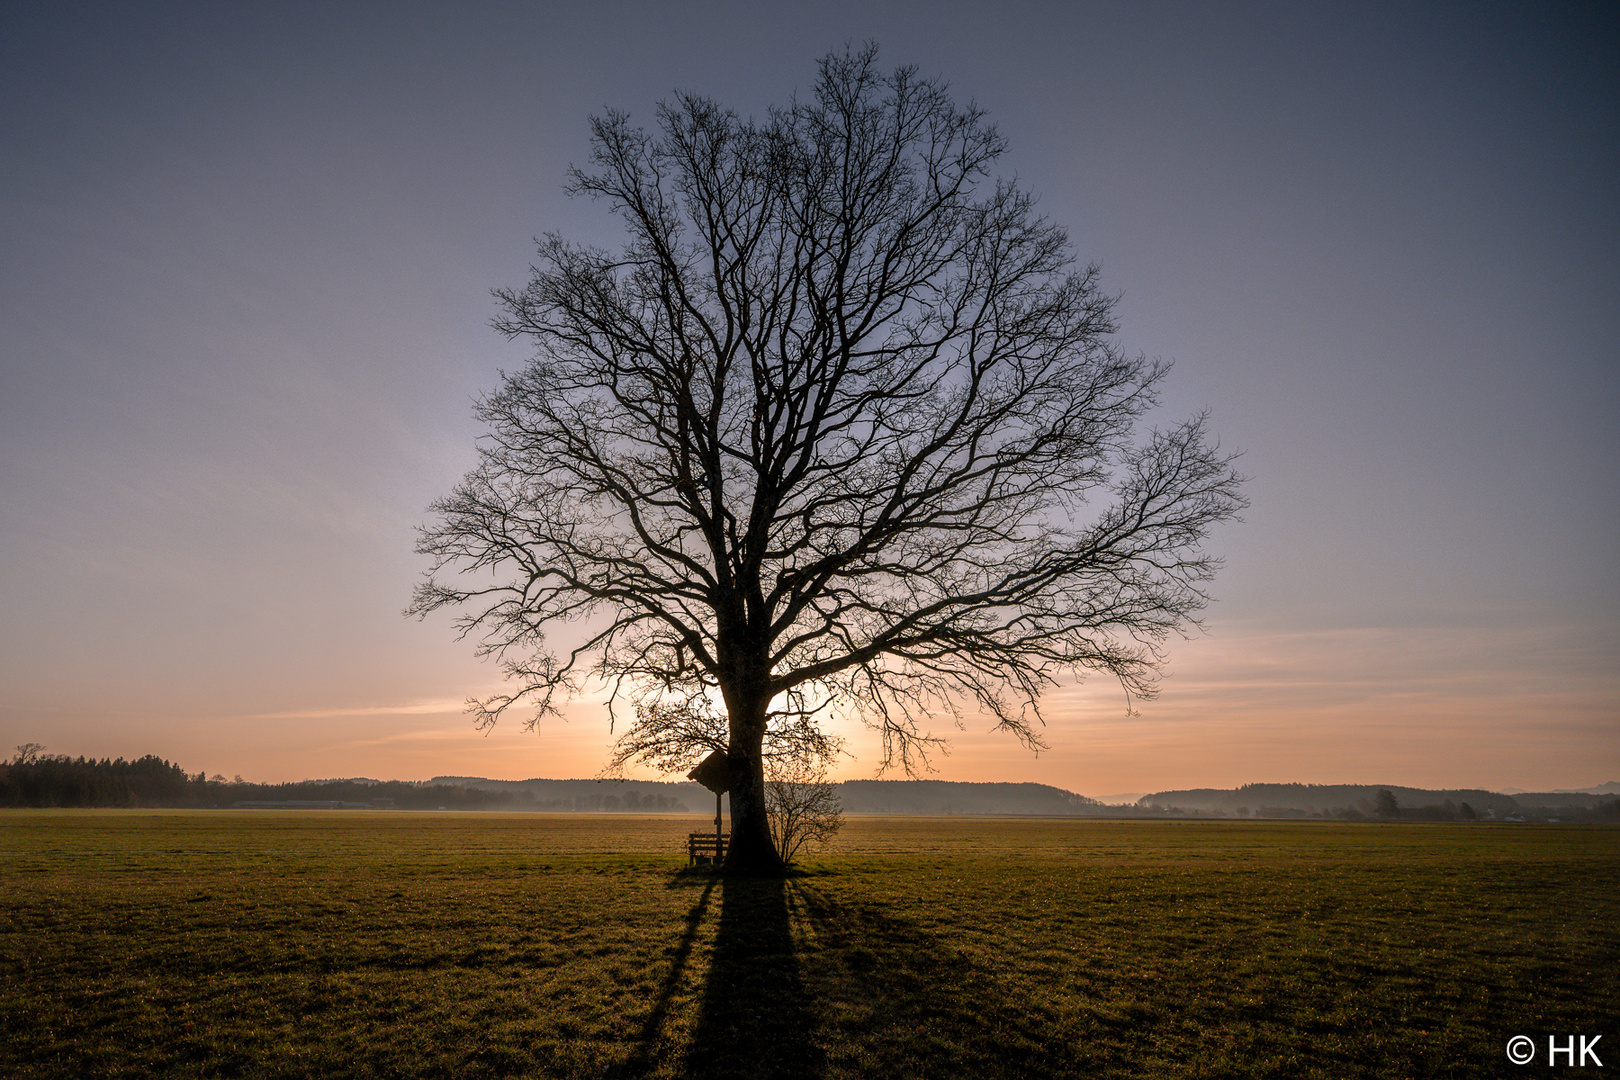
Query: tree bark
[[723, 695, 786, 874]]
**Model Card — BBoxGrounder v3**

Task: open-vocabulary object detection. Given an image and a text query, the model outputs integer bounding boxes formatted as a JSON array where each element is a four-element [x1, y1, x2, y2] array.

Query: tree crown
[[411, 46, 1245, 773]]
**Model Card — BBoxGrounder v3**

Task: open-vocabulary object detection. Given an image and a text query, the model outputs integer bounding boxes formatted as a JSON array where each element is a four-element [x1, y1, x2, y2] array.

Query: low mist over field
[[5, 750, 1614, 823]]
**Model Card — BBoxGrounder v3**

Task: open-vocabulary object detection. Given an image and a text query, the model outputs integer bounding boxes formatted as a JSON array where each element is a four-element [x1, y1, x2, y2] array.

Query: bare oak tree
[[411, 47, 1245, 872]]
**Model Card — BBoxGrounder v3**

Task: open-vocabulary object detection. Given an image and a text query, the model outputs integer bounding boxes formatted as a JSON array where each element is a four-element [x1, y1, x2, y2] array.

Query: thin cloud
[[233, 699, 472, 721]]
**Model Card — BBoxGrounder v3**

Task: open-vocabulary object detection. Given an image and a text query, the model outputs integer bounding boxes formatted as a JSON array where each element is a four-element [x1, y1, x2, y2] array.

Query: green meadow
[[2, 811, 1615, 1079]]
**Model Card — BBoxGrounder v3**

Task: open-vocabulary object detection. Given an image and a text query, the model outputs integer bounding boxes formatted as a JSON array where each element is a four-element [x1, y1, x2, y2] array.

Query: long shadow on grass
[[686, 874, 824, 1079], [781, 880, 1084, 1079], [621, 874, 718, 1075]]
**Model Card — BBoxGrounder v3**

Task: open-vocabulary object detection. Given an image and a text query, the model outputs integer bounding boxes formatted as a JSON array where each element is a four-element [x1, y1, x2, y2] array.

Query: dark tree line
[[0, 748, 536, 810], [0, 749, 199, 808]]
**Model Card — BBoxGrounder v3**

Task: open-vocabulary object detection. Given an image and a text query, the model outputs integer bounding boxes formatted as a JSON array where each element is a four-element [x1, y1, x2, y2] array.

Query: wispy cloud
[[1043, 617, 1617, 720], [232, 698, 471, 721]]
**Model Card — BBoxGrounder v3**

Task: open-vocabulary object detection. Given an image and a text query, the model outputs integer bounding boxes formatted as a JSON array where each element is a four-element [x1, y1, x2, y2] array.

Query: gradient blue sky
[[2, 1, 1615, 793]]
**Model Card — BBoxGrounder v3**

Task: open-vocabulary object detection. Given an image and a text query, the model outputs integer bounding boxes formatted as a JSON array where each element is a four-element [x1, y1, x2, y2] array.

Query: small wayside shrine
[[686, 750, 729, 867]]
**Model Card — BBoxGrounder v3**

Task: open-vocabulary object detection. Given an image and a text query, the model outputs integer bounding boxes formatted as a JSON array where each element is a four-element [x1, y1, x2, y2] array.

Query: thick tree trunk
[[724, 701, 785, 874]]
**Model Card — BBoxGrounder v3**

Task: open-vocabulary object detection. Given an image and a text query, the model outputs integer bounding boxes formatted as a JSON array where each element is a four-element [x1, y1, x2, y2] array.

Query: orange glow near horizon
[[18, 618, 1614, 798]]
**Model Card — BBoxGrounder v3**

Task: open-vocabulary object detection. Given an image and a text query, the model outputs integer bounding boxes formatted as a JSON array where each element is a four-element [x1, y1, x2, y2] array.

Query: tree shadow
[[777, 878, 1086, 1079], [618, 873, 717, 1077], [686, 874, 825, 1079], [646, 868, 1071, 1078]]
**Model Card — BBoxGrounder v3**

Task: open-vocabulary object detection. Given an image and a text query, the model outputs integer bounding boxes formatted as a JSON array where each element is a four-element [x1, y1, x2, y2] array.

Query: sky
[[2, 1, 1615, 795]]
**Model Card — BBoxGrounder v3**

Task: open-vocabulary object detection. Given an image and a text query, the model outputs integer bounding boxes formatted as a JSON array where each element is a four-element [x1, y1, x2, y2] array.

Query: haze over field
[[2, 2, 1615, 791]]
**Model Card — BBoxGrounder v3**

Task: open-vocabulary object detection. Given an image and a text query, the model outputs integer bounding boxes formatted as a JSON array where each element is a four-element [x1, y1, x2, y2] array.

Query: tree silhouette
[[766, 755, 844, 865], [411, 46, 1245, 872]]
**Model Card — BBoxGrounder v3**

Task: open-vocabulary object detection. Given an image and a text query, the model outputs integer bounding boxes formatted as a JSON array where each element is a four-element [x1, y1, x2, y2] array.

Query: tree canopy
[[411, 47, 1245, 870]]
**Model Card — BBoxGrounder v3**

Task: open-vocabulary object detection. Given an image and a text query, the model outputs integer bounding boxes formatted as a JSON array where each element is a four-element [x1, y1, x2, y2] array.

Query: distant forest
[[0, 749, 687, 812], [3, 747, 1615, 822], [1135, 782, 1620, 823]]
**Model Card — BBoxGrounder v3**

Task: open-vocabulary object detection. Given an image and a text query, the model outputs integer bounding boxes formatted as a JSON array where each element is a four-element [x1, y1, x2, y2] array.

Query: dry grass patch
[[1, 812, 1615, 1078]]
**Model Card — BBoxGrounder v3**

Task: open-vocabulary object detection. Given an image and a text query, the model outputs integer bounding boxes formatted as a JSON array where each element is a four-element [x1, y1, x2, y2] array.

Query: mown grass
[[1, 811, 1614, 1078]]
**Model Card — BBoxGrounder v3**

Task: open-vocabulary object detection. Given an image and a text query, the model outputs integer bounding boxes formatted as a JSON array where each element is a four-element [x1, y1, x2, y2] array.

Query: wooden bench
[[688, 832, 728, 867]]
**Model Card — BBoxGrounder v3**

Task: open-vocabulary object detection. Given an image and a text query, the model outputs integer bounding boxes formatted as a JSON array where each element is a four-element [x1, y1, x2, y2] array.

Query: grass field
[[2, 811, 1615, 1078]]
